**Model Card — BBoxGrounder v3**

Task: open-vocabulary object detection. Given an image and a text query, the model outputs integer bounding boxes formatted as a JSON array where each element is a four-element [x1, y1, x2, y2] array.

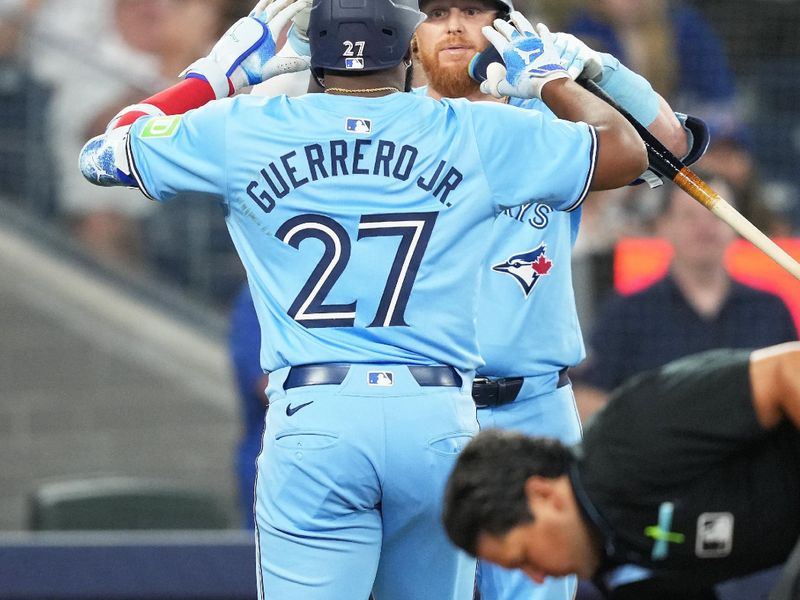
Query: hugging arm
[[79, 0, 309, 189]]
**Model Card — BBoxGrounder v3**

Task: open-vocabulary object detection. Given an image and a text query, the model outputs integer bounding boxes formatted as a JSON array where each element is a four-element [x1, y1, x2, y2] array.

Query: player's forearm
[[750, 342, 800, 429], [646, 96, 688, 158], [111, 78, 220, 129], [80, 1, 310, 190], [541, 79, 647, 190], [549, 32, 692, 167], [595, 55, 688, 158], [773, 344, 800, 429], [79, 77, 218, 189]]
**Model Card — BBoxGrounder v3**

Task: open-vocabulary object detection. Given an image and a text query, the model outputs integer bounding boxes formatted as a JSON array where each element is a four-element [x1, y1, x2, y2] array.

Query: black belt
[[472, 368, 570, 408], [284, 364, 462, 390]]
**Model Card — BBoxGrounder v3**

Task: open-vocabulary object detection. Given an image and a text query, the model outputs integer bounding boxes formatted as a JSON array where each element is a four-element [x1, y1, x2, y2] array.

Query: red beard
[[416, 35, 482, 98]]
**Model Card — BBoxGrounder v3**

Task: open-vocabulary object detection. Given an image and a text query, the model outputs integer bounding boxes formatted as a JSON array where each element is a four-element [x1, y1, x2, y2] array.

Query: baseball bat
[[579, 78, 800, 281]]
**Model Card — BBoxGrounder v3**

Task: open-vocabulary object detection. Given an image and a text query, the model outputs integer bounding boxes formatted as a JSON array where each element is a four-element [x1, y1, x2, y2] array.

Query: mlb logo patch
[[695, 512, 734, 558], [367, 371, 394, 387], [346, 118, 371, 134], [345, 57, 365, 69]]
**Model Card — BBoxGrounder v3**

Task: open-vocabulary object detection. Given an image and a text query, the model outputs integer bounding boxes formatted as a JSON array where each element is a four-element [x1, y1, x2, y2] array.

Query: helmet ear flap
[[494, 0, 514, 14]]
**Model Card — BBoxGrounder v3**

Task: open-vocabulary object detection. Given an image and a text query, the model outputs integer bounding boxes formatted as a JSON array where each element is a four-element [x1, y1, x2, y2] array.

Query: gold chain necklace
[[324, 86, 401, 95]]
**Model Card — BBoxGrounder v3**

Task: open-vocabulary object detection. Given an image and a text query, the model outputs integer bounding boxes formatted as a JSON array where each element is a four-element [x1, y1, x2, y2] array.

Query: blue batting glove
[[181, 0, 310, 99], [550, 31, 659, 127], [252, 0, 311, 56], [550, 31, 603, 82], [480, 13, 569, 100]]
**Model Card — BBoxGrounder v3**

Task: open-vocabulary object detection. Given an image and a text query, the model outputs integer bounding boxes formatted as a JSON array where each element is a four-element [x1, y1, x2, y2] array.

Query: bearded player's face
[[415, 0, 500, 98]]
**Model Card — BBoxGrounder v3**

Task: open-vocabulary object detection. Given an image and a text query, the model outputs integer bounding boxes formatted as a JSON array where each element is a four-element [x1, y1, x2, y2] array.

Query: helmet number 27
[[343, 40, 366, 56]]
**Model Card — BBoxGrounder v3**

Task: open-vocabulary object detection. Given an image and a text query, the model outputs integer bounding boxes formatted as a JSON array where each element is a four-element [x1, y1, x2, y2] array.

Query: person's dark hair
[[442, 429, 573, 555]]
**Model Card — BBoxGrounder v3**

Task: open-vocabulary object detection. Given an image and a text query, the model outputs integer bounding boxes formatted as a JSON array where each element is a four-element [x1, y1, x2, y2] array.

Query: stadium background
[[0, 0, 798, 596]]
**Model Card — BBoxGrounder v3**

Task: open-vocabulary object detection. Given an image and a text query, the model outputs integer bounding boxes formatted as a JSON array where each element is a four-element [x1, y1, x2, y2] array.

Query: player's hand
[[252, 0, 311, 56], [181, 0, 311, 98], [480, 13, 569, 100], [551, 31, 603, 82]]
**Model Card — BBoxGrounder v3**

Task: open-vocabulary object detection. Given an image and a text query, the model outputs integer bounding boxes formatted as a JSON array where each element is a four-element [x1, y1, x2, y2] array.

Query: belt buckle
[[471, 377, 498, 408]]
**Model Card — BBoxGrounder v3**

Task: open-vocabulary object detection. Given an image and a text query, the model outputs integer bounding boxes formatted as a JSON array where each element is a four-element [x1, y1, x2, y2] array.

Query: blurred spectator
[[29, 0, 165, 264], [573, 122, 794, 307], [573, 168, 798, 423], [699, 127, 794, 238], [529, 0, 579, 29], [85, 0, 251, 306], [229, 283, 268, 529], [562, 1, 741, 305], [689, 0, 800, 74], [144, 0, 254, 88], [565, 0, 738, 136], [572, 175, 677, 316], [0, 0, 57, 215]]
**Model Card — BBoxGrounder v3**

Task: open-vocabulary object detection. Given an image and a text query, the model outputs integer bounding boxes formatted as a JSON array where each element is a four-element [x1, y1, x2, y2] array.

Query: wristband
[[181, 56, 232, 100], [597, 53, 660, 127]]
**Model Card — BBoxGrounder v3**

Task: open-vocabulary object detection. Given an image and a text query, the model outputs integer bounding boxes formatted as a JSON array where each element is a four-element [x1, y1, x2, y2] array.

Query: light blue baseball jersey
[[126, 92, 596, 372], [411, 89, 586, 381], [479, 96, 586, 379], [411, 88, 585, 600]]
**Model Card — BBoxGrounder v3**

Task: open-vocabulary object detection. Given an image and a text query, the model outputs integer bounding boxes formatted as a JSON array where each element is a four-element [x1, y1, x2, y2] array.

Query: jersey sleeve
[[469, 102, 597, 212], [126, 99, 230, 202], [583, 349, 762, 491]]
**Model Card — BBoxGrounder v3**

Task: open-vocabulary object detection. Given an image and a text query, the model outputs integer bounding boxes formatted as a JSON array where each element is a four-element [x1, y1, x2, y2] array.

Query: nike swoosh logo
[[286, 401, 314, 416]]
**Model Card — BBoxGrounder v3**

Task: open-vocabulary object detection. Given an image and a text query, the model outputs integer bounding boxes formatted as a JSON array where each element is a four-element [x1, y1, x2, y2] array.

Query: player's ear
[[410, 33, 419, 56], [524, 476, 558, 510], [526, 476, 572, 516], [525, 476, 553, 497]]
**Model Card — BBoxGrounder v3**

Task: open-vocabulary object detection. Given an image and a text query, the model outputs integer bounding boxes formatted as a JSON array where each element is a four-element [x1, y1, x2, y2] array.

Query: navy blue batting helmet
[[419, 0, 513, 14], [309, 0, 426, 72]]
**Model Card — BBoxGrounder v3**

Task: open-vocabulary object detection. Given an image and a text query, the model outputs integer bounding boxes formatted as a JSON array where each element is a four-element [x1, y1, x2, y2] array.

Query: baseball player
[[411, 1, 707, 599], [78, 0, 648, 597], [442, 341, 800, 599]]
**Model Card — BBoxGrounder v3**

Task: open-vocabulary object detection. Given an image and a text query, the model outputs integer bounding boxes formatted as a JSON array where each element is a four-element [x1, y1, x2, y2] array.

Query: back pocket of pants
[[427, 432, 474, 456], [275, 431, 340, 451]]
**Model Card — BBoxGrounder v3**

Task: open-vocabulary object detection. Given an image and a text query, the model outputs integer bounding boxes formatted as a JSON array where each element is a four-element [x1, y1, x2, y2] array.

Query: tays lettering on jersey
[[246, 139, 463, 212], [275, 212, 438, 328], [501, 202, 552, 229]]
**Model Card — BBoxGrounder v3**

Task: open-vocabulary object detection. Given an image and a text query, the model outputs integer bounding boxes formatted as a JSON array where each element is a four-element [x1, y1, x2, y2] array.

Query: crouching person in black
[[443, 342, 800, 598]]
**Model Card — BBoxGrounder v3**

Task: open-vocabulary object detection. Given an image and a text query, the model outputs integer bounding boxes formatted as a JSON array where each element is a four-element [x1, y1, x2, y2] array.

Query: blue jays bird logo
[[492, 244, 553, 297]]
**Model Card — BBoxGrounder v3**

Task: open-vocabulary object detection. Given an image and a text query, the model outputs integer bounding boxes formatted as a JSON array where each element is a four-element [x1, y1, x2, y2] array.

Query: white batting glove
[[551, 32, 603, 82], [180, 0, 311, 99], [480, 13, 570, 100], [252, 0, 311, 56]]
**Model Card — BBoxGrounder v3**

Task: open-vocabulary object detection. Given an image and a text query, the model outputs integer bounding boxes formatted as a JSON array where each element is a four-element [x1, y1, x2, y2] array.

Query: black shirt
[[574, 349, 800, 586], [579, 275, 798, 391]]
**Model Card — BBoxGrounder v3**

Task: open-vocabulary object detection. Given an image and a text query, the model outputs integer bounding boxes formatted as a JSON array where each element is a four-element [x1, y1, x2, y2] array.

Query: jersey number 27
[[276, 212, 438, 328]]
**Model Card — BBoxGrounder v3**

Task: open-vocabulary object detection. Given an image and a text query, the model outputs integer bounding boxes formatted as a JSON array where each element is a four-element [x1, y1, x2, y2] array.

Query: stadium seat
[[27, 477, 232, 531]]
